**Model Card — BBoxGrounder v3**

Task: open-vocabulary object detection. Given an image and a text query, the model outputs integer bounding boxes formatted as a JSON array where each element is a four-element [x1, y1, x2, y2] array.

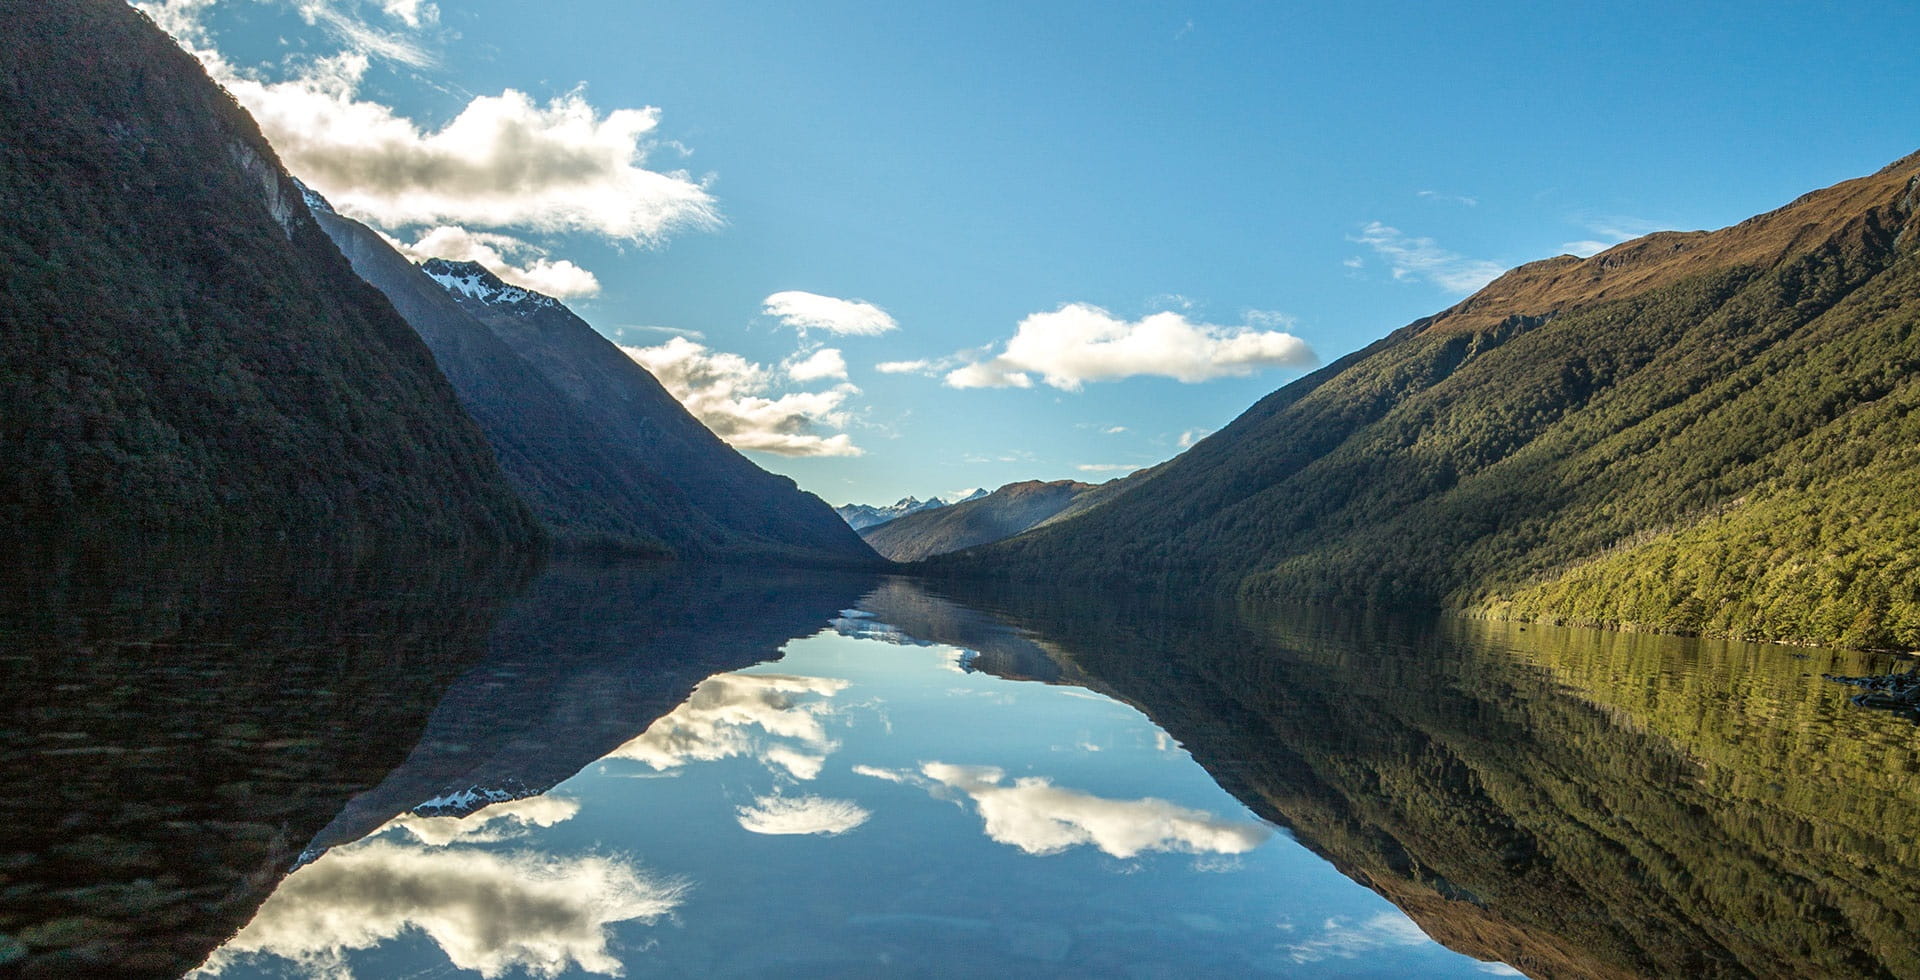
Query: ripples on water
[[4, 549, 1917, 978]]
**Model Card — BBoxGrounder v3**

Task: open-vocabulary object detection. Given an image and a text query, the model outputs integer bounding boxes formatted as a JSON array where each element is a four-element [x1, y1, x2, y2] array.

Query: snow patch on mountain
[[420, 258, 558, 309]]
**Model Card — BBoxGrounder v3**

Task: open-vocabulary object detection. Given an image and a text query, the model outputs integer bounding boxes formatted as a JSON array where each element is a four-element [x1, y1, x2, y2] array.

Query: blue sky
[[144, 0, 1920, 504]]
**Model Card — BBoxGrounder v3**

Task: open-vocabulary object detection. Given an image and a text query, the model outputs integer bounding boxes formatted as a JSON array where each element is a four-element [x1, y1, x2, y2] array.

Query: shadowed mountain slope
[[0, 0, 537, 549], [860, 479, 1096, 561], [937, 151, 1920, 648], [312, 208, 879, 566]]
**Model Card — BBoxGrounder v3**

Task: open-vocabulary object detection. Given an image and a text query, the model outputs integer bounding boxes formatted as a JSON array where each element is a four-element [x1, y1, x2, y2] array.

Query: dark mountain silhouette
[[0, 0, 537, 549]]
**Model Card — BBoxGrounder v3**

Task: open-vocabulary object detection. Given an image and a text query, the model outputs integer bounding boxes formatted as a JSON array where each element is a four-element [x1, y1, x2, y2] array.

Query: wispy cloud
[[623, 338, 862, 457], [763, 291, 898, 336], [1417, 189, 1479, 207], [876, 359, 933, 374], [1352, 222, 1505, 293], [1177, 427, 1212, 448], [735, 794, 871, 836], [1560, 215, 1670, 257], [946, 304, 1314, 391], [1077, 463, 1143, 474], [1281, 913, 1437, 964]]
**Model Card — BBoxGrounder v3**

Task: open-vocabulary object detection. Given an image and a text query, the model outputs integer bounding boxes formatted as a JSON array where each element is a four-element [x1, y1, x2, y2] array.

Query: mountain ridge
[[931, 150, 1920, 650], [308, 203, 880, 566]]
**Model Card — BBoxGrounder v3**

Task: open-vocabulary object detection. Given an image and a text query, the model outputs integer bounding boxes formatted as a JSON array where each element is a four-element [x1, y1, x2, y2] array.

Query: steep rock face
[[941, 152, 1920, 648], [862, 480, 1097, 562], [0, 0, 538, 548], [311, 206, 878, 565]]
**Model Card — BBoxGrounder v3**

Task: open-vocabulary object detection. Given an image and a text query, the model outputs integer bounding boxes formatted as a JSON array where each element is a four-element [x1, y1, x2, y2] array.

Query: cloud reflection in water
[[857, 762, 1272, 859], [194, 839, 685, 979], [607, 673, 848, 777]]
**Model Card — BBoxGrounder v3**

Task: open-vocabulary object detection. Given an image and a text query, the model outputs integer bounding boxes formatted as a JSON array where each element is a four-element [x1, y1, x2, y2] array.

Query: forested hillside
[[937, 151, 1920, 649], [0, 0, 538, 548]]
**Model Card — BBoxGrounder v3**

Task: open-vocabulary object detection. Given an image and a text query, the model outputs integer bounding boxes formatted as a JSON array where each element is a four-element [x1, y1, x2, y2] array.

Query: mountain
[[860, 479, 1097, 561], [937, 150, 1920, 650], [0, 0, 538, 549], [835, 488, 986, 531], [309, 208, 879, 566]]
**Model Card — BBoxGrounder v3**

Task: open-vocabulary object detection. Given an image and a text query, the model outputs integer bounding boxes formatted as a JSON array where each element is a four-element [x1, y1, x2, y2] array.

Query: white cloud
[[784, 347, 848, 383], [1352, 221, 1506, 293], [735, 794, 871, 836], [1342, 256, 1365, 269], [607, 672, 849, 774], [762, 291, 898, 336], [1177, 427, 1213, 448], [1102, 426, 1128, 435], [763, 745, 828, 780], [944, 304, 1314, 391], [875, 359, 933, 375], [1417, 190, 1479, 207], [193, 839, 685, 979], [1077, 464, 1141, 474], [859, 763, 1272, 859], [391, 225, 600, 298], [623, 338, 862, 457], [382, 796, 582, 847], [140, 1, 717, 244], [380, 0, 438, 29], [1282, 913, 1437, 964]]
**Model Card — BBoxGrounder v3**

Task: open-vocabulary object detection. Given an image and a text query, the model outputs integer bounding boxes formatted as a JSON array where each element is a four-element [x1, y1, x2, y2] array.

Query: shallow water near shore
[[5, 551, 1919, 978]]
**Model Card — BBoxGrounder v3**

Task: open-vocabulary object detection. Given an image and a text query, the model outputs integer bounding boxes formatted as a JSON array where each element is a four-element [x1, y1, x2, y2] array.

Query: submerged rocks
[[1823, 668, 1920, 719]]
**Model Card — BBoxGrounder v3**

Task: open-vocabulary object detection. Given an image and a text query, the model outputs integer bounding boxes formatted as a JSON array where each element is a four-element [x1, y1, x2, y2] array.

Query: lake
[[5, 546, 1918, 978]]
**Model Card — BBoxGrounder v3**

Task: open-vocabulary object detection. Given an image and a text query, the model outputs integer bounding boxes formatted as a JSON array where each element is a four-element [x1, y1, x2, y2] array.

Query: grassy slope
[[937, 153, 1920, 648]]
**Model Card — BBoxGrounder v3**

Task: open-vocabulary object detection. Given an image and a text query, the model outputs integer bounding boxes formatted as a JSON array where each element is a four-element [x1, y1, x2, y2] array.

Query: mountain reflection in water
[[196, 572, 1501, 978], [13, 551, 1919, 978], [934, 581, 1920, 979]]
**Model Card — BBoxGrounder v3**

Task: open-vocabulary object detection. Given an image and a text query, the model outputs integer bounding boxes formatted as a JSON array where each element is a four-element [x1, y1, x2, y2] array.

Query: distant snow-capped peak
[[420, 258, 558, 309]]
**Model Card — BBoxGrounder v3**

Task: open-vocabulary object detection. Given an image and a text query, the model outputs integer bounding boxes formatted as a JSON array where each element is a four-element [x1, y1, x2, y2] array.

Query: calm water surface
[[5, 550, 1919, 978]]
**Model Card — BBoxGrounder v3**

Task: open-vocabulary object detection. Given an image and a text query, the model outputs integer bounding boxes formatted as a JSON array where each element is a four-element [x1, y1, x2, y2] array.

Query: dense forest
[[935, 152, 1920, 649], [0, 0, 539, 549]]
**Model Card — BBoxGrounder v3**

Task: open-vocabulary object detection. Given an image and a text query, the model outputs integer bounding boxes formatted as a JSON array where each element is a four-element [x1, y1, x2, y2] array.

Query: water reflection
[[855, 762, 1271, 858], [32, 550, 1908, 978], [196, 836, 684, 979], [203, 572, 1494, 978], [937, 582, 1920, 979], [0, 535, 529, 977]]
